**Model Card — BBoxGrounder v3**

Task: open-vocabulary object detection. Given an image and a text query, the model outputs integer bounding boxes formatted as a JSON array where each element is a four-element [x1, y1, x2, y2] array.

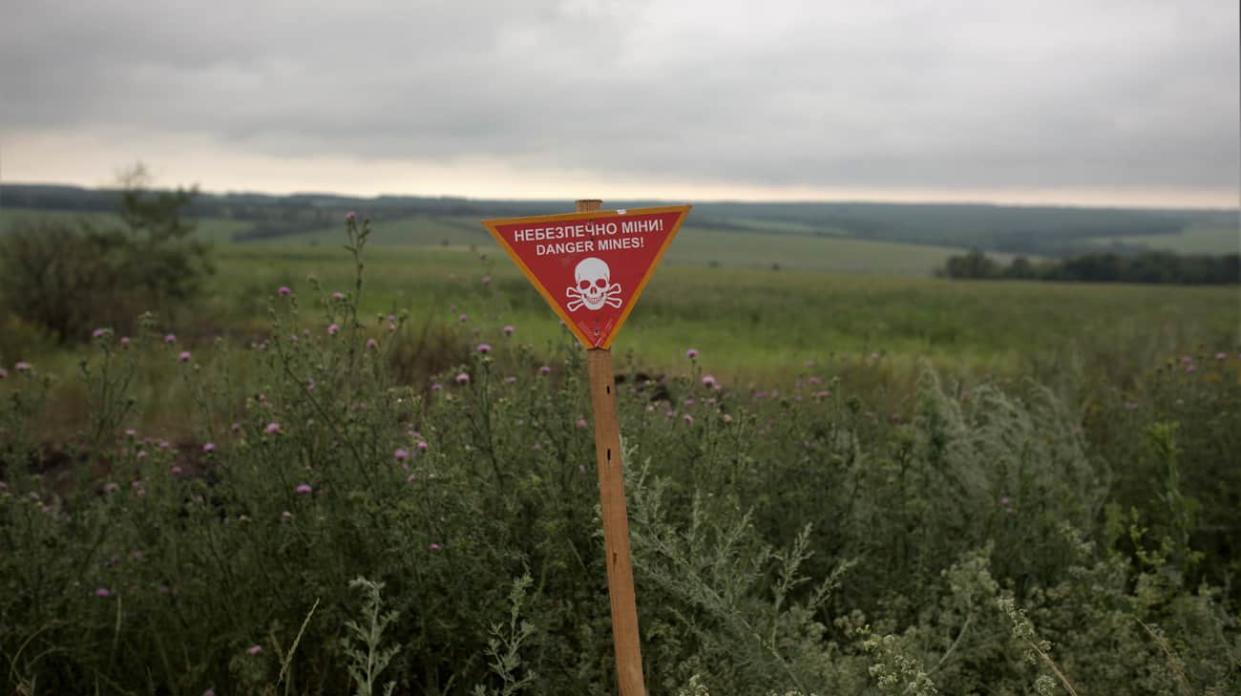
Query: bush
[[0, 170, 211, 341]]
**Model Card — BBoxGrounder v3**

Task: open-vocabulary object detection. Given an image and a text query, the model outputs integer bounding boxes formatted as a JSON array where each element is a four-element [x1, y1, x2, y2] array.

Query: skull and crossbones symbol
[[566, 257, 622, 311]]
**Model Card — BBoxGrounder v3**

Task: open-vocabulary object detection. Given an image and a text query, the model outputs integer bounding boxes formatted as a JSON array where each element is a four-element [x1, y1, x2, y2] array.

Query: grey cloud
[[2, 0, 1237, 192]]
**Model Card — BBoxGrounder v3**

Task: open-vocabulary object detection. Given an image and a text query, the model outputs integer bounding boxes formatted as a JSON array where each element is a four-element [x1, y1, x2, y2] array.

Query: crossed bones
[[566, 281, 623, 311]]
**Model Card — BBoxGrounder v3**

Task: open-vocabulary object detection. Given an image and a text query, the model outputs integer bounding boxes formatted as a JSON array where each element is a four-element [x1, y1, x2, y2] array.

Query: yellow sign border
[[482, 204, 692, 349]]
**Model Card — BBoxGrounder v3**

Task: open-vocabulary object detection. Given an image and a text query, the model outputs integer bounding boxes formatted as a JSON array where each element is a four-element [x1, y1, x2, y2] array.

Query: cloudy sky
[[2, 0, 1238, 207]]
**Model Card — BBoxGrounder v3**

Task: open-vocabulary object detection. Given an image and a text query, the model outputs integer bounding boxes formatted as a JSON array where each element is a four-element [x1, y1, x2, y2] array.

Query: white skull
[[567, 257, 621, 311]]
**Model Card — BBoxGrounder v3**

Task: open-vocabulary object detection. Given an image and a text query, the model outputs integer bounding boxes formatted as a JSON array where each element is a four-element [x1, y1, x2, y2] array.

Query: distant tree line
[[938, 249, 1239, 285]]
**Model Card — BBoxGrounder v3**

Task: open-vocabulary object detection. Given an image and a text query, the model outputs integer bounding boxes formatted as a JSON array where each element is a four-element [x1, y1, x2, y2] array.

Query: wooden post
[[579, 198, 647, 696]]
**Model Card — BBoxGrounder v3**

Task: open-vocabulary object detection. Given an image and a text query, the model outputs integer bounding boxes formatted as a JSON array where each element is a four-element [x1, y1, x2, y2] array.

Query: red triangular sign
[[483, 205, 691, 348]]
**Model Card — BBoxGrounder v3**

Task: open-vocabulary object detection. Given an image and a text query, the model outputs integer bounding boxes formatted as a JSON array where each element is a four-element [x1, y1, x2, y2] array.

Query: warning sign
[[482, 205, 691, 348]]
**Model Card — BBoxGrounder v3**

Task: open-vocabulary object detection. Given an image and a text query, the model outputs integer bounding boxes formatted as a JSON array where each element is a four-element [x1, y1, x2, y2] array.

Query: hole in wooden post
[[606, 385, 611, 394], [607, 448, 612, 462]]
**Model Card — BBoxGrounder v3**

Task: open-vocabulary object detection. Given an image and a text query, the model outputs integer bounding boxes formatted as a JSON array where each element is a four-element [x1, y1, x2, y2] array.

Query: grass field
[[3, 210, 1240, 694], [204, 242, 1235, 379]]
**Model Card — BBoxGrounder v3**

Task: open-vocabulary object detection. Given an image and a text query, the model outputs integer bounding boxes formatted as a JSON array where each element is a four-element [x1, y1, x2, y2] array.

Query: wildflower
[[406, 474, 418, 485], [202, 442, 216, 454], [95, 587, 112, 598], [295, 483, 313, 495], [178, 351, 192, 363], [481, 275, 492, 286], [1185, 364, 1197, 374], [158, 439, 171, 450], [124, 428, 137, 438], [0, 368, 7, 379], [280, 511, 293, 522], [246, 644, 263, 656], [394, 448, 410, 462], [345, 211, 357, 222], [682, 414, 694, 425], [477, 343, 492, 354], [503, 324, 515, 336], [15, 361, 31, 372], [327, 323, 341, 336], [429, 543, 442, 551], [331, 291, 345, 301], [264, 422, 282, 435], [455, 372, 470, 385], [136, 451, 148, 460], [164, 334, 176, 344], [170, 465, 183, 476], [504, 375, 517, 384], [459, 313, 469, 323], [684, 397, 696, 407], [538, 365, 551, 376], [575, 417, 589, 429], [204, 688, 217, 696], [686, 348, 699, 360], [701, 374, 717, 389], [366, 338, 378, 350], [430, 382, 443, 393], [277, 286, 292, 296], [120, 336, 131, 348], [813, 390, 832, 400], [92, 327, 109, 339], [722, 414, 733, 424], [1216, 352, 1228, 360]]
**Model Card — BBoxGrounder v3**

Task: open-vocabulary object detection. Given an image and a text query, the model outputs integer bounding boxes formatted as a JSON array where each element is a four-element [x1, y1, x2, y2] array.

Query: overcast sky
[[2, 0, 1238, 206]]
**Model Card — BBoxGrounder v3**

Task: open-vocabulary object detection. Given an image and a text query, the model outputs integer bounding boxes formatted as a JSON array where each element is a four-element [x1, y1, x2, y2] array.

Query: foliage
[[939, 249, 1239, 284], [0, 215, 1239, 694], [0, 168, 211, 342]]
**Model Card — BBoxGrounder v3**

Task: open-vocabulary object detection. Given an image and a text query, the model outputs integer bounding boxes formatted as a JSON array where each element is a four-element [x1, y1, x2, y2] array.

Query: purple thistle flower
[[246, 644, 263, 656], [0, 368, 7, 379], [538, 365, 551, 376], [458, 313, 469, 323], [682, 413, 694, 425], [178, 351, 192, 363], [331, 291, 345, 301], [477, 343, 492, 354], [327, 323, 341, 336], [416, 440, 428, 452], [701, 374, 717, 389], [575, 417, 588, 430], [686, 348, 699, 360], [455, 372, 470, 385], [481, 275, 492, 286], [95, 587, 112, 598], [504, 375, 517, 384], [103, 482, 120, 494], [722, 414, 734, 424], [345, 211, 357, 222], [92, 327, 109, 339], [430, 382, 443, 392], [170, 465, 183, 476], [202, 442, 216, 454], [394, 448, 410, 462], [120, 336, 131, 348], [203, 688, 217, 696], [366, 338, 378, 350], [429, 543, 442, 551], [264, 422, 282, 435], [502, 324, 515, 336], [164, 334, 176, 344], [295, 483, 313, 495], [1216, 351, 1227, 360], [277, 286, 292, 296], [15, 361, 32, 372]]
